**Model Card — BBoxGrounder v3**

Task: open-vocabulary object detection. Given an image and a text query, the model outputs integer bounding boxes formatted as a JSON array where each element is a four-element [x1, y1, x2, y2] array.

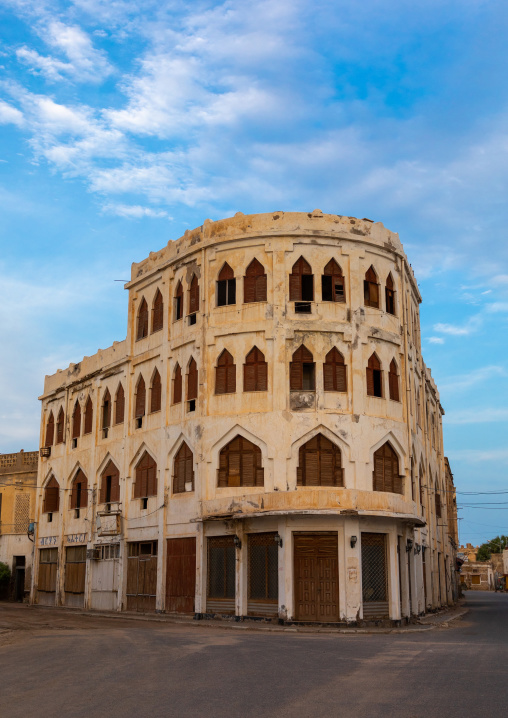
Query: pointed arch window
[[100, 460, 120, 505], [323, 347, 347, 392], [150, 369, 162, 413], [385, 273, 396, 315], [187, 358, 198, 410], [419, 464, 425, 508], [84, 397, 93, 435], [366, 353, 383, 397], [364, 266, 379, 308], [173, 442, 194, 494], [72, 401, 81, 439], [244, 258, 267, 303], [45, 411, 54, 447], [411, 456, 417, 503], [217, 263, 236, 306], [388, 359, 400, 401], [136, 297, 149, 340], [289, 257, 313, 311], [114, 384, 125, 425], [435, 489, 442, 518], [173, 364, 182, 405], [290, 345, 315, 390], [373, 442, 402, 494], [174, 280, 184, 321], [70, 469, 88, 509], [102, 389, 111, 430], [152, 289, 164, 333], [56, 407, 65, 444], [215, 350, 236, 395], [322, 259, 345, 303], [43, 476, 60, 513], [188, 274, 200, 316], [218, 435, 264, 488], [297, 434, 344, 487], [244, 347, 268, 392], [135, 376, 146, 418], [134, 452, 157, 499]]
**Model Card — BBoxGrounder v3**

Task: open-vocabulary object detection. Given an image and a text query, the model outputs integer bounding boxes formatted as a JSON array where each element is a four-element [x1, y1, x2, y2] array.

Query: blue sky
[[0, 0, 507, 545]]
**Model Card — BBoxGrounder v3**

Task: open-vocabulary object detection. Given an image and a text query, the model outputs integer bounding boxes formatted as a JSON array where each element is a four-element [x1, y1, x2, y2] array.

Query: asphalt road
[[1, 592, 506, 718]]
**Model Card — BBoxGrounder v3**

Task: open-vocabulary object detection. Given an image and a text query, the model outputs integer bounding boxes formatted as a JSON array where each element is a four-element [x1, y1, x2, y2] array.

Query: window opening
[[364, 266, 380, 308], [297, 434, 344, 487], [290, 345, 315, 391], [188, 274, 200, 315], [373, 443, 402, 494], [218, 435, 264, 488], [152, 289, 164, 332], [243, 347, 268, 392], [385, 274, 396, 315], [215, 349, 236, 394], [322, 259, 345, 302], [244, 258, 267, 303], [323, 347, 347, 392], [217, 264, 236, 306], [173, 364, 182, 404], [388, 359, 400, 401], [174, 281, 183, 321], [366, 353, 382, 397], [289, 257, 313, 312], [136, 297, 149, 340]]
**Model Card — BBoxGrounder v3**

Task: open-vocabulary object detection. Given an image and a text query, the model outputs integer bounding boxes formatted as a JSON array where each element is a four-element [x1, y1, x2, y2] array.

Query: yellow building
[[32, 210, 458, 623]]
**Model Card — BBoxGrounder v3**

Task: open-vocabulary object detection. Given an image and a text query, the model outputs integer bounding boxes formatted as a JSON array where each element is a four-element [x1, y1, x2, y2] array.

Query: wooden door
[[166, 537, 196, 613], [126, 542, 157, 612], [294, 533, 339, 622]]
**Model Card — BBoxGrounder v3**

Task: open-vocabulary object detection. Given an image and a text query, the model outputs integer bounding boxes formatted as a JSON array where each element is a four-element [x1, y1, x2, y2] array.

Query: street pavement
[[0, 592, 506, 718]]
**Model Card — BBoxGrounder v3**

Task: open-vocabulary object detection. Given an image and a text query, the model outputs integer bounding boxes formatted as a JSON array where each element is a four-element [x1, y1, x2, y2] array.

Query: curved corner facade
[[32, 210, 458, 623]]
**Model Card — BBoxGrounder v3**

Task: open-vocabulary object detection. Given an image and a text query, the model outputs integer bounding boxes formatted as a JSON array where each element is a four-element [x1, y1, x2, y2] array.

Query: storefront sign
[[39, 535, 58, 546], [66, 532, 86, 544]]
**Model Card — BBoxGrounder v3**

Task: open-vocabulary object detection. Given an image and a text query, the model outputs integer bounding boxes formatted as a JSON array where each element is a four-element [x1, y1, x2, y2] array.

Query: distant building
[[32, 211, 458, 623], [0, 451, 37, 600], [460, 561, 494, 591]]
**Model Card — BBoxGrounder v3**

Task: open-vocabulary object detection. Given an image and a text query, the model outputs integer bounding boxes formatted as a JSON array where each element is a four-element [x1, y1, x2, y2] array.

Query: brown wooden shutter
[[218, 435, 263, 488], [289, 272, 301, 301], [100, 460, 120, 504], [366, 367, 374, 396], [291, 345, 313, 390], [43, 476, 60, 513], [373, 443, 400, 494], [175, 281, 184, 320], [218, 448, 228, 487], [187, 358, 198, 400], [72, 401, 81, 438], [323, 347, 347, 392], [173, 442, 194, 494], [389, 360, 399, 401], [244, 259, 266, 303], [71, 470, 88, 508], [45, 412, 54, 447], [137, 298, 149, 340], [115, 384, 125, 424], [435, 493, 442, 518], [216, 350, 235, 394], [56, 408, 65, 444], [323, 259, 345, 302], [102, 389, 111, 429], [245, 346, 268, 392], [188, 275, 199, 314], [152, 290, 164, 332], [244, 276, 257, 304], [150, 370, 162, 413], [297, 434, 342, 487], [173, 365, 182, 404], [84, 397, 93, 434], [135, 377, 146, 417], [373, 450, 384, 491], [135, 452, 157, 498], [218, 263, 234, 280]]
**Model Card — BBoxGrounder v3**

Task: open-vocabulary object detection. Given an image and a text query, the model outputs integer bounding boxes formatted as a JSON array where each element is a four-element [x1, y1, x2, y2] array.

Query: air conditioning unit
[[40, 447, 51, 458], [86, 548, 100, 560]]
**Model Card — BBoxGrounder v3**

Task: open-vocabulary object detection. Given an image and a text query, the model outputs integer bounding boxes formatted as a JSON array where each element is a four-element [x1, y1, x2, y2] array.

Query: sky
[[0, 0, 507, 545]]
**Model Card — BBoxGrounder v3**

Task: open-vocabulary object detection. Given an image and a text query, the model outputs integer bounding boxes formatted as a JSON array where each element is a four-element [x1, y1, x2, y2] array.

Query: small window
[[173, 364, 182, 404], [152, 289, 164, 332], [174, 281, 184, 321], [323, 347, 347, 392], [385, 274, 396, 315], [217, 263, 236, 306], [290, 345, 315, 391], [244, 258, 267, 303], [435, 492, 442, 519], [84, 397, 93, 435], [364, 266, 379, 308], [366, 353, 382, 397], [388, 359, 400, 401], [100, 460, 120, 504], [373, 442, 402, 494], [136, 297, 149, 340], [102, 389, 111, 431], [134, 451, 157, 499], [173, 442, 194, 493], [187, 358, 198, 402], [150, 369, 162, 413], [56, 408, 65, 444], [43, 476, 60, 513], [289, 257, 313, 307], [70, 469, 88, 509], [322, 259, 345, 303], [72, 401, 81, 439], [244, 347, 268, 392], [215, 350, 236, 395], [45, 411, 54, 448], [218, 435, 264, 488], [135, 376, 146, 418], [114, 384, 125, 425], [188, 313, 197, 326], [188, 274, 200, 315], [297, 434, 343, 487]]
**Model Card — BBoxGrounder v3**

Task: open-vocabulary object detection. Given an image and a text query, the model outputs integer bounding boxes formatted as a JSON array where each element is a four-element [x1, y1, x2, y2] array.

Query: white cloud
[[439, 365, 507, 393], [428, 336, 445, 344], [485, 302, 508, 313], [433, 314, 482, 336], [103, 203, 170, 219], [0, 99, 24, 126], [445, 408, 508, 424], [446, 448, 508, 463]]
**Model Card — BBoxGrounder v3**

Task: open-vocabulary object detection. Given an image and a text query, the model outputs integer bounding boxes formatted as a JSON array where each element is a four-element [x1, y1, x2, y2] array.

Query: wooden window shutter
[[135, 376, 146, 417], [72, 401, 81, 438], [218, 435, 263, 488], [152, 289, 164, 332], [102, 389, 111, 429], [188, 274, 199, 314], [137, 298, 149, 340], [244, 346, 267, 392], [244, 258, 267, 303], [187, 358, 198, 400], [218, 263, 234, 281], [435, 493, 442, 518], [373, 443, 400, 494], [216, 350, 235, 394], [45, 412, 54, 447], [135, 452, 157, 498], [43, 476, 60, 513], [364, 267, 379, 308], [389, 360, 399, 401], [100, 460, 120, 504], [324, 347, 347, 392], [290, 345, 313, 390], [366, 354, 381, 397], [297, 434, 343, 487], [115, 384, 125, 424], [71, 470, 88, 509], [175, 281, 184, 320], [173, 364, 182, 404], [150, 370, 162, 413], [84, 397, 93, 435], [173, 442, 194, 493], [56, 408, 65, 444], [289, 272, 301, 301], [322, 259, 345, 302]]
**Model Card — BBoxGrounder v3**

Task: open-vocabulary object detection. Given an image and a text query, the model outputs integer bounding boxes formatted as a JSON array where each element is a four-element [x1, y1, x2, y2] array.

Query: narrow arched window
[[388, 359, 400, 401], [215, 350, 236, 394], [218, 435, 264, 488], [173, 364, 182, 404], [297, 434, 343, 487], [188, 274, 200, 316], [43, 476, 60, 513], [70, 469, 88, 509], [174, 280, 184, 321], [435, 488, 442, 518], [290, 345, 315, 390], [150, 369, 162, 413], [187, 358, 198, 410], [45, 411, 54, 447], [385, 273, 396, 315], [152, 289, 163, 332], [322, 259, 345, 303], [373, 442, 402, 494], [289, 257, 313, 312], [217, 263, 236, 306], [323, 347, 347, 392], [173, 442, 194, 494], [84, 397, 93, 435], [72, 401, 81, 439], [244, 258, 267, 303], [419, 464, 425, 507], [364, 266, 379, 308], [102, 389, 111, 430], [56, 407, 65, 444], [244, 347, 267, 392], [136, 297, 149, 340], [100, 460, 120, 505], [134, 452, 157, 499], [366, 353, 382, 397], [114, 384, 125, 425], [135, 376, 146, 418]]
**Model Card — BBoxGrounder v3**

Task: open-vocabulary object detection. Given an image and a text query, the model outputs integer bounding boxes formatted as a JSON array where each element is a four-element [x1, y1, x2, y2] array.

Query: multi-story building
[[0, 450, 37, 601], [31, 210, 457, 622]]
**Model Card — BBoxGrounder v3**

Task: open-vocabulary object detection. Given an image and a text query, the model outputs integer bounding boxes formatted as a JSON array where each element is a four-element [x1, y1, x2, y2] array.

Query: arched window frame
[[174, 280, 184, 321], [215, 350, 236, 395], [152, 289, 164, 333], [56, 407, 65, 444], [99, 460, 120, 505], [43, 475, 60, 514], [217, 435, 264, 488], [290, 345, 315, 391], [366, 353, 383, 397], [172, 363, 182, 405], [173, 442, 194, 494], [188, 274, 200, 316], [136, 297, 149, 340], [150, 369, 162, 413], [289, 257, 313, 312], [114, 383, 125, 425], [244, 258, 267, 304], [243, 346, 268, 392], [45, 411, 54, 447], [373, 442, 403, 494], [134, 451, 157, 499], [83, 397, 93, 435], [186, 357, 198, 410], [134, 375, 146, 418], [364, 266, 380, 308], [323, 347, 347, 392], [70, 469, 88, 510], [72, 400, 81, 439], [388, 359, 400, 401], [297, 434, 344, 487], [385, 273, 396, 315], [217, 263, 236, 307], [102, 389, 111, 430], [321, 259, 345, 303]]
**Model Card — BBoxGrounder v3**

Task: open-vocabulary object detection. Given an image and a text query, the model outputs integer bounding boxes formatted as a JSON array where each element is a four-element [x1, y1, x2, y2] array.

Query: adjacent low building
[[31, 210, 458, 623]]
